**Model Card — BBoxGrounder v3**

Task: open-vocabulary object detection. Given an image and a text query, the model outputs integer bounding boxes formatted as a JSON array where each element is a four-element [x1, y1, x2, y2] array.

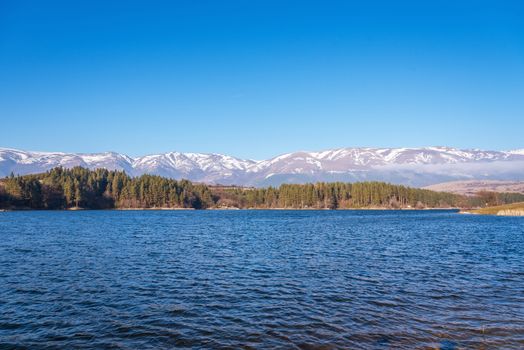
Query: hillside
[[424, 180, 524, 196]]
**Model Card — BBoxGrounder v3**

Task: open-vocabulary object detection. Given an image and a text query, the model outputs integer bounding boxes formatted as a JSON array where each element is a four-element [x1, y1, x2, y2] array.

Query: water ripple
[[0, 210, 523, 349]]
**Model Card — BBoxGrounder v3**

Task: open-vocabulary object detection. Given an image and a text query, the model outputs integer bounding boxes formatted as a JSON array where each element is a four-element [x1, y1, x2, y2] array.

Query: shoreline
[[0, 207, 462, 212]]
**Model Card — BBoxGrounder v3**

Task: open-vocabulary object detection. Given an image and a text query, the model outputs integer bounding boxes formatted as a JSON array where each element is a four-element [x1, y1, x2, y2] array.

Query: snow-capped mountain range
[[1, 147, 523, 187]]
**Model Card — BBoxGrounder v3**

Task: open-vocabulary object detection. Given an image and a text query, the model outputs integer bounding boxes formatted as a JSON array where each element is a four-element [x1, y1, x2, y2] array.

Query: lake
[[0, 210, 523, 349]]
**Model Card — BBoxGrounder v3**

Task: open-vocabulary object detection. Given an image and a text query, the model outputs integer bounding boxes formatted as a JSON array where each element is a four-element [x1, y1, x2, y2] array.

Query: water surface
[[0, 210, 523, 349]]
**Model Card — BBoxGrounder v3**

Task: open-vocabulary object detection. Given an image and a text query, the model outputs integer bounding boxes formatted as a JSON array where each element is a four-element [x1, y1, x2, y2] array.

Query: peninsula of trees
[[1, 167, 523, 210]]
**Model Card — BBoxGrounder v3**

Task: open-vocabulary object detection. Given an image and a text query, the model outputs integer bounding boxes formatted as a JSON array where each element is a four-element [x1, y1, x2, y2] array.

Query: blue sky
[[0, 1, 523, 159]]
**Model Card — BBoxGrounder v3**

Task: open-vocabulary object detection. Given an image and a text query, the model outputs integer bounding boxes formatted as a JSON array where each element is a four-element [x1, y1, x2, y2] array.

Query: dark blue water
[[0, 210, 523, 349]]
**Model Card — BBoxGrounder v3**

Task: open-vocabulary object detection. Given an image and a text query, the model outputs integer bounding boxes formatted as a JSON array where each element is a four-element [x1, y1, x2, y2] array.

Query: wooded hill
[[1, 167, 523, 210]]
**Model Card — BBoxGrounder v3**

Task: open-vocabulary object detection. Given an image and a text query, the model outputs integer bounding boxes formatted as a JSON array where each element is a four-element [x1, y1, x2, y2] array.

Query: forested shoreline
[[1, 167, 523, 210]]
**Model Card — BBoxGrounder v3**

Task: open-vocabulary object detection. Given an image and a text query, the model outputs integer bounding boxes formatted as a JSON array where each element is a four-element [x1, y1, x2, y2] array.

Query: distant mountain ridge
[[1, 146, 523, 187], [424, 180, 524, 195]]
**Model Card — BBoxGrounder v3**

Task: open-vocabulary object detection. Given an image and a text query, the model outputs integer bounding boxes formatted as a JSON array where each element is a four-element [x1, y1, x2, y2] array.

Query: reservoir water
[[0, 210, 523, 349]]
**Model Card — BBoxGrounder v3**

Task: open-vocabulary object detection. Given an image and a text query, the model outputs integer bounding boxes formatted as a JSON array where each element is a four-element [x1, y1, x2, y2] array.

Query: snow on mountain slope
[[243, 147, 524, 186], [0, 148, 135, 177], [508, 149, 524, 155], [247, 147, 518, 176], [1, 146, 523, 187], [132, 152, 255, 182]]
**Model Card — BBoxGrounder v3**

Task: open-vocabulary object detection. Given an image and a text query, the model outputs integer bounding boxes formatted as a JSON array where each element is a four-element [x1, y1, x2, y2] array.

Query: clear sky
[[0, 1, 523, 159]]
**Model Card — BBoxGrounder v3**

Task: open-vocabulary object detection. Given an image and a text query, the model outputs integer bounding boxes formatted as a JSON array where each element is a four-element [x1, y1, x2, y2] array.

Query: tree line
[[0, 167, 213, 209], [211, 182, 522, 209], [1, 167, 523, 210]]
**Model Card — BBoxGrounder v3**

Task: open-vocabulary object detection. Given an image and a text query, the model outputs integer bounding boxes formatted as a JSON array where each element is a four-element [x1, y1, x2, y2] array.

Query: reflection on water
[[0, 210, 523, 349]]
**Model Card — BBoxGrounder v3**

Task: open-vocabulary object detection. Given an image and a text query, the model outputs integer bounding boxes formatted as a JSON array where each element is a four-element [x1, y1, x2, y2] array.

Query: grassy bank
[[463, 202, 524, 216]]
